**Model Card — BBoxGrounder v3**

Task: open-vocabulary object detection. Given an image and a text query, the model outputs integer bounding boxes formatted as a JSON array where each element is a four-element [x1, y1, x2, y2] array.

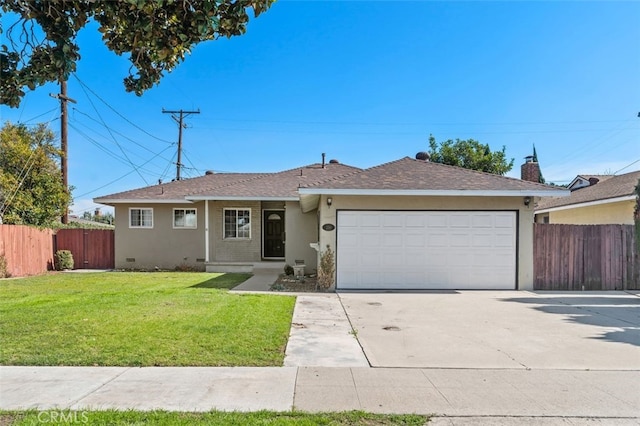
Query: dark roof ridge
[[303, 156, 560, 190], [405, 157, 558, 189], [272, 161, 362, 175], [299, 161, 377, 188]]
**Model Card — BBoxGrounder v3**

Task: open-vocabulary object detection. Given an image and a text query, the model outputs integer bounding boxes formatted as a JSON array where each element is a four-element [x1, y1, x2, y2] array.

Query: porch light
[[326, 197, 333, 207], [523, 196, 531, 207]]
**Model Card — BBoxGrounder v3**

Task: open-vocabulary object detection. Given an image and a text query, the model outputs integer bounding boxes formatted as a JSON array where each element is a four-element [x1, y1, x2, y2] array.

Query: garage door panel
[[382, 213, 404, 227], [471, 214, 494, 227], [406, 233, 426, 247], [494, 213, 516, 227], [428, 233, 449, 247], [381, 252, 403, 267], [337, 211, 516, 290], [382, 232, 403, 247], [427, 214, 448, 227], [359, 213, 381, 227], [450, 214, 471, 227], [405, 214, 427, 227], [360, 233, 381, 246], [472, 233, 495, 247]]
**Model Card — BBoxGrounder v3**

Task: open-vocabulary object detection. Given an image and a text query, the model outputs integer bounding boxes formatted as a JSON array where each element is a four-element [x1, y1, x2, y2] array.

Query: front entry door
[[263, 210, 285, 258]]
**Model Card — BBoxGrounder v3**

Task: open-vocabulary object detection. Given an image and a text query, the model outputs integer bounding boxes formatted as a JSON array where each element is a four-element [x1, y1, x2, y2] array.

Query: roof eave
[[186, 196, 299, 201], [297, 188, 571, 197], [93, 198, 193, 205]]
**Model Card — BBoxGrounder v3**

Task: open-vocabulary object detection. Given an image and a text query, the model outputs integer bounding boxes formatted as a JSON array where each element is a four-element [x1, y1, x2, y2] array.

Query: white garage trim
[[336, 210, 517, 290]]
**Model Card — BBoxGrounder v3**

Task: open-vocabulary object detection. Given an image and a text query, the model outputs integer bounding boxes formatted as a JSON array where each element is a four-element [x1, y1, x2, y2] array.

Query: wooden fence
[[56, 229, 115, 269], [534, 224, 639, 290], [0, 224, 54, 277]]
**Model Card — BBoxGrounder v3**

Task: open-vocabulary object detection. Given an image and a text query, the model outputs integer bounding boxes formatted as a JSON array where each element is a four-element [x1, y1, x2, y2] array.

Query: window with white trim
[[129, 208, 153, 228], [173, 208, 197, 229], [224, 208, 251, 239]]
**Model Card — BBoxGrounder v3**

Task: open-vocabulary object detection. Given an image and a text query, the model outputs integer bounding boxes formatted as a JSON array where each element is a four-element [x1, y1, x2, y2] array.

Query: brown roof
[[94, 162, 361, 202], [301, 157, 565, 193], [94, 173, 266, 202], [187, 162, 361, 199], [537, 169, 640, 210]]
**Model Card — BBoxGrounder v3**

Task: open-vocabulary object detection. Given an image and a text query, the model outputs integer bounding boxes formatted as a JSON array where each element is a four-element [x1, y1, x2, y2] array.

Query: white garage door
[[336, 211, 516, 290]]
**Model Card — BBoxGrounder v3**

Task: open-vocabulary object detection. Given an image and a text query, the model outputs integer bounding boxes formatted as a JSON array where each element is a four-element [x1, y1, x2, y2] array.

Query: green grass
[[0, 272, 295, 366], [0, 410, 429, 425]]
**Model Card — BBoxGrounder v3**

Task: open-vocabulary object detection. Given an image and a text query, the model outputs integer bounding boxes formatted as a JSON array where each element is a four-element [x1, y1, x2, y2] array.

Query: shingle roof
[[94, 173, 266, 202], [536, 170, 640, 210], [94, 162, 361, 202], [301, 157, 565, 192], [187, 162, 361, 199]]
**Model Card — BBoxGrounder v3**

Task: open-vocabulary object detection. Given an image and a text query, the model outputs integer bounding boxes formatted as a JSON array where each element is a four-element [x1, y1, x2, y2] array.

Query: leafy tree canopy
[[0, 122, 72, 226], [0, 0, 275, 107], [427, 134, 514, 176]]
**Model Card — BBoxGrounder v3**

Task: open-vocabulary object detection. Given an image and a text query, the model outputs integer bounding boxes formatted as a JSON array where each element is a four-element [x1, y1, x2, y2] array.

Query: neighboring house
[[95, 154, 567, 291], [535, 170, 640, 225], [68, 215, 115, 229]]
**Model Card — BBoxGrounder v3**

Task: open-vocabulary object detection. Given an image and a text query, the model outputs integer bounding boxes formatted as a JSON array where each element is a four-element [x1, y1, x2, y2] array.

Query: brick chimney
[[521, 156, 540, 182]]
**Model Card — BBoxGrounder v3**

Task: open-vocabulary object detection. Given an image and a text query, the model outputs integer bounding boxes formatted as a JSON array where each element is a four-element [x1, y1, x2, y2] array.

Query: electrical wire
[[68, 123, 165, 177], [76, 80, 149, 185], [72, 73, 174, 145], [72, 108, 176, 160], [614, 159, 640, 175], [74, 144, 175, 198]]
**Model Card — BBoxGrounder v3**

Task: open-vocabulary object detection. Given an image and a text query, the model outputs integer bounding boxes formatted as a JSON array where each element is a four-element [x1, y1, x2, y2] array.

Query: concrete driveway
[[339, 291, 640, 370]]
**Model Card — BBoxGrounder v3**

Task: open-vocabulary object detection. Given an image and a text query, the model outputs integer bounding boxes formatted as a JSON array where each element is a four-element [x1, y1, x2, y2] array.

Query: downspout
[[205, 200, 210, 262]]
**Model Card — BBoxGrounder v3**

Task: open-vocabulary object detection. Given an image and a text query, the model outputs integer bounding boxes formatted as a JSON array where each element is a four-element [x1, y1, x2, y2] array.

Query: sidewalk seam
[[337, 293, 372, 368], [291, 366, 300, 412], [68, 367, 133, 408]]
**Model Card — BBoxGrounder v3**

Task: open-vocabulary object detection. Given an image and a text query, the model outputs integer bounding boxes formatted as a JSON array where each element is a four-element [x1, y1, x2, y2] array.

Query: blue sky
[[1, 1, 639, 216]]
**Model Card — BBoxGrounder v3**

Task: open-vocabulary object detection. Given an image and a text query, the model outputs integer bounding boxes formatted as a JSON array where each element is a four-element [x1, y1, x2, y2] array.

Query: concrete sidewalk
[[1, 366, 639, 420]]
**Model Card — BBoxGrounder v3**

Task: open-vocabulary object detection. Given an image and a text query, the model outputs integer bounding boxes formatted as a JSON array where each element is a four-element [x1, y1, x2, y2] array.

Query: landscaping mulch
[[271, 273, 324, 292]]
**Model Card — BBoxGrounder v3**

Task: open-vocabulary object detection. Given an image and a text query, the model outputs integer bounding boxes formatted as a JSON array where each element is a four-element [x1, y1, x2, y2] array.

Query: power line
[[74, 145, 175, 198], [68, 123, 166, 177], [73, 74, 174, 145], [76, 80, 149, 185], [20, 108, 59, 124], [614, 159, 640, 175], [71, 108, 175, 162]]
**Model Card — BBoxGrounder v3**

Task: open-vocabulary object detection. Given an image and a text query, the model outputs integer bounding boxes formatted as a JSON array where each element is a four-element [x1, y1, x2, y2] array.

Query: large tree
[[427, 135, 514, 175], [0, 122, 71, 226], [0, 0, 275, 107]]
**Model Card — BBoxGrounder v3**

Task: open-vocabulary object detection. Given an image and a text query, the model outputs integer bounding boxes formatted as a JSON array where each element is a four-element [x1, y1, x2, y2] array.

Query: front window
[[173, 208, 197, 229], [129, 208, 153, 228], [224, 208, 251, 239]]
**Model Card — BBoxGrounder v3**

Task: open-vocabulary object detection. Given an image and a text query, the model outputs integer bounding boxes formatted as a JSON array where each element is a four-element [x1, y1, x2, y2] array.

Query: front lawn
[[1, 410, 429, 425], [0, 272, 295, 366]]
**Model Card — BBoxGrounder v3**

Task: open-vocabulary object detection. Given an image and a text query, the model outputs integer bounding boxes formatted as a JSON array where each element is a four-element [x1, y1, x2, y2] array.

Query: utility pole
[[50, 76, 76, 224], [162, 108, 200, 180]]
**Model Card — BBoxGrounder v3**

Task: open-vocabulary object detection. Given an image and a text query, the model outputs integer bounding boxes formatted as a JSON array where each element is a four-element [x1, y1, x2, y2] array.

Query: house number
[[322, 223, 335, 231]]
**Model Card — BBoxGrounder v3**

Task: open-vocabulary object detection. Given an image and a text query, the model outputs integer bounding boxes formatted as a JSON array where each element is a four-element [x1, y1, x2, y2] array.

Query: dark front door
[[263, 210, 285, 258]]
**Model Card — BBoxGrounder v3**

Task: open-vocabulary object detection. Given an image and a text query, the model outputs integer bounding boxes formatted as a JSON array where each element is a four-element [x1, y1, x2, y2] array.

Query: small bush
[[175, 263, 198, 272], [0, 253, 10, 278], [284, 264, 294, 276], [54, 250, 74, 270], [317, 245, 335, 291]]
